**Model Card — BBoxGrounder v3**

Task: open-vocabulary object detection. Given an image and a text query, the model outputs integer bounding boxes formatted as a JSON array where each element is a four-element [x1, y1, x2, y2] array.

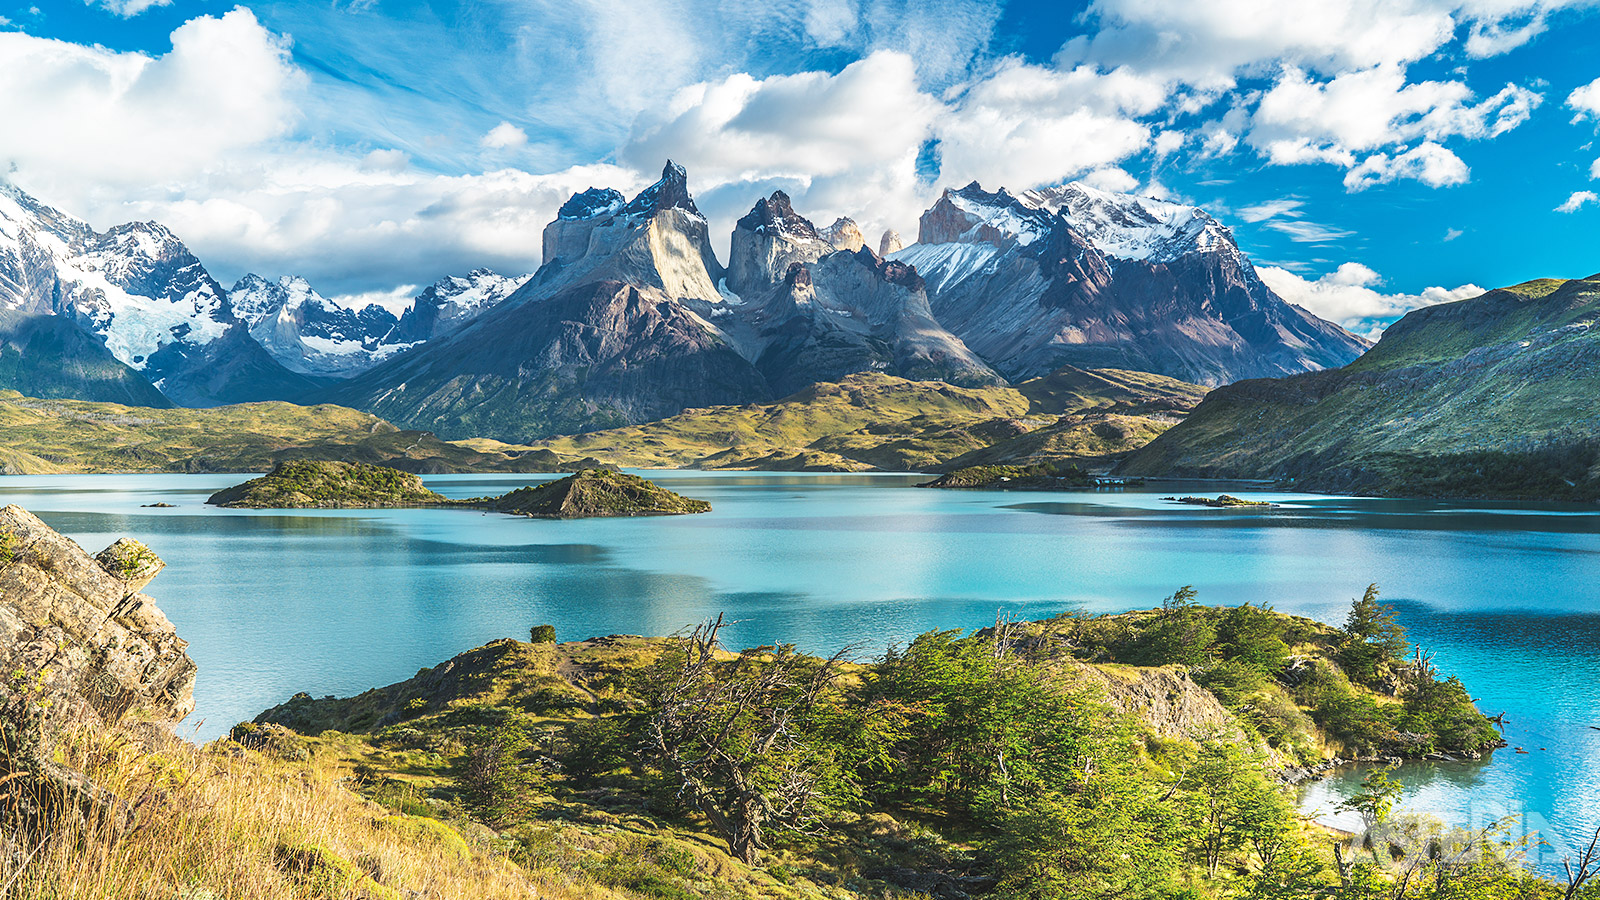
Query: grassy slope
[[0, 391, 574, 475], [1121, 275, 1600, 499], [526, 369, 1206, 472]]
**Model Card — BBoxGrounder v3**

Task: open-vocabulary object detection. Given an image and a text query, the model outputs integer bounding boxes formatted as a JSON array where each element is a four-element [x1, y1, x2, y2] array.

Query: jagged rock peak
[[558, 187, 626, 221], [737, 190, 819, 239], [879, 229, 905, 256], [847, 246, 925, 292], [820, 217, 865, 252], [622, 160, 699, 218]]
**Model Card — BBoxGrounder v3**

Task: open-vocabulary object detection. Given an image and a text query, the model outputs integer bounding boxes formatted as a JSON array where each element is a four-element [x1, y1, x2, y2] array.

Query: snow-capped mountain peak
[[1018, 182, 1235, 264]]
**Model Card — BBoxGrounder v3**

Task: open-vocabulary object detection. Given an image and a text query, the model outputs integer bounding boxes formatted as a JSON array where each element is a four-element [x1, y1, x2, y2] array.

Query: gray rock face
[[878, 229, 905, 256], [894, 182, 1369, 386], [740, 248, 1002, 394], [0, 505, 195, 751], [726, 191, 841, 296]]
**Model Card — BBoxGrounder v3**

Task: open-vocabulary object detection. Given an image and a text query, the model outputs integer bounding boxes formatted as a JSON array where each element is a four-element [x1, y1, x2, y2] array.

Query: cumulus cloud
[[1258, 261, 1483, 334], [1570, 77, 1600, 123], [934, 59, 1162, 190], [481, 122, 528, 149], [1556, 190, 1598, 212], [0, 9, 302, 192], [1344, 142, 1470, 190], [109, 158, 643, 296], [621, 51, 942, 248], [1249, 65, 1539, 176]]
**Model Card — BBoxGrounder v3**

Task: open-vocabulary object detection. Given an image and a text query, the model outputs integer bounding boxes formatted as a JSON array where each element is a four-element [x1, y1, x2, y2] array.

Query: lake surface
[[4, 472, 1597, 867]]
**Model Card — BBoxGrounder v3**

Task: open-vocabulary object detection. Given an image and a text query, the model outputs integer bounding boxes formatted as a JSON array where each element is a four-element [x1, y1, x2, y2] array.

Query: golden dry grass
[[3, 724, 575, 900]]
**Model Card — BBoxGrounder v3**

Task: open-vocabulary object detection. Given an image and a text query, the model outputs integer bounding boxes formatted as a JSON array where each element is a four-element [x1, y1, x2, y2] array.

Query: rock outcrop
[[0, 505, 195, 823]]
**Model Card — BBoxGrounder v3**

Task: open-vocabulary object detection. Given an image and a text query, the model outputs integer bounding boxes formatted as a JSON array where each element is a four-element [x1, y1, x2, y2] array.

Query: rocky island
[[1165, 494, 1276, 508], [918, 461, 1094, 489], [482, 467, 712, 518], [207, 460, 711, 519]]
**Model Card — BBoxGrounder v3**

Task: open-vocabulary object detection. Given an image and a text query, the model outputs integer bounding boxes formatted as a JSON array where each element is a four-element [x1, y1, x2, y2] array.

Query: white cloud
[[1444, 227, 1463, 241], [1263, 220, 1355, 243], [934, 59, 1162, 190], [1238, 198, 1303, 222], [89, 0, 172, 17], [1556, 190, 1598, 213], [621, 51, 942, 249], [0, 9, 302, 191], [105, 158, 643, 296], [1259, 261, 1483, 334], [1250, 65, 1540, 165], [1591, 156, 1600, 179], [1344, 141, 1470, 190], [1066, 0, 1459, 82], [1570, 77, 1600, 123], [481, 122, 528, 149], [1079, 167, 1141, 192]]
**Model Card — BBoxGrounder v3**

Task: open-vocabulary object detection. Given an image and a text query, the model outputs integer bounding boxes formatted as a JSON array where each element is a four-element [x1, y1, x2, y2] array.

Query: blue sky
[[2, 0, 1597, 332]]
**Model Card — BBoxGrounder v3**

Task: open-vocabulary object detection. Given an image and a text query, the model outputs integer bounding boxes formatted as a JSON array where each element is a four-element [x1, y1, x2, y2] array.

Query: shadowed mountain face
[[0, 310, 172, 407], [893, 182, 1369, 386], [1120, 275, 1600, 500], [330, 278, 772, 440]]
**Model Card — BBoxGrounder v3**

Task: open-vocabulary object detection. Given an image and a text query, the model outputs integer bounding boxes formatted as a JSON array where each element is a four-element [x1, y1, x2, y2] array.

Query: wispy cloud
[[1238, 198, 1303, 222], [1263, 220, 1356, 243]]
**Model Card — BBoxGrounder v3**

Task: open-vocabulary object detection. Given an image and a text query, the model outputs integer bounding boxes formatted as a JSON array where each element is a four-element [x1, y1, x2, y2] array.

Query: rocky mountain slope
[[0, 181, 315, 406], [1120, 274, 1600, 499], [893, 181, 1369, 385]]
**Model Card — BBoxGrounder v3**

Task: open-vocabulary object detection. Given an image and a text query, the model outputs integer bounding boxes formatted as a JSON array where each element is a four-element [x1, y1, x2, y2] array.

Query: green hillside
[[525, 368, 1206, 471], [0, 392, 573, 475], [1120, 274, 1600, 500], [0, 310, 172, 408]]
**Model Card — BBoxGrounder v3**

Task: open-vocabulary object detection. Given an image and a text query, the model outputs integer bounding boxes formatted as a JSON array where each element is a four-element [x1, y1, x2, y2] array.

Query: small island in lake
[[919, 461, 1094, 490], [484, 468, 713, 518], [206, 461, 710, 519], [1165, 494, 1276, 508]]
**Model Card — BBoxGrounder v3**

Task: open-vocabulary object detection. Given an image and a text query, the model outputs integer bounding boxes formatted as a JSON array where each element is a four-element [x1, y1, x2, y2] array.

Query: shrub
[[529, 624, 557, 644]]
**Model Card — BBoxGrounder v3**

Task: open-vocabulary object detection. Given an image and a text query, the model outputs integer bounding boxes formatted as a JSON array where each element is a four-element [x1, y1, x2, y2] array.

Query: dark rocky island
[[207, 460, 710, 519], [919, 461, 1094, 490], [1165, 494, 1276, 508]]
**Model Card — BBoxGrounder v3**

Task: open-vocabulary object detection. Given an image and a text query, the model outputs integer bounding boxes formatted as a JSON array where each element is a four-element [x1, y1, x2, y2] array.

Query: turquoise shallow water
[[3, 472, 1597, 866]]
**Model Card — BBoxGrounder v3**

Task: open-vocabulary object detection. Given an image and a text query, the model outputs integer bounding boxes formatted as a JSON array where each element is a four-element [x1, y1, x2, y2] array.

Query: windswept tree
[[1339, 584, 1409, 687], [638, 615, 856, 864]]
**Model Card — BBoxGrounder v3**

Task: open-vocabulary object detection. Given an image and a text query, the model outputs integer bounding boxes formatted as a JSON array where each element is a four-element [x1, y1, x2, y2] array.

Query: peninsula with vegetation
[[9, 506, 1585, 900], [207, 460, 712, 519]]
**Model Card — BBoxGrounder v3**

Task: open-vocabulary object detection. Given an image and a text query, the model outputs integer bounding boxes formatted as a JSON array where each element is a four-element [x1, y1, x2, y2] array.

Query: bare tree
[[1565, 824, 1600, 900], [640, 614, 852, 864]]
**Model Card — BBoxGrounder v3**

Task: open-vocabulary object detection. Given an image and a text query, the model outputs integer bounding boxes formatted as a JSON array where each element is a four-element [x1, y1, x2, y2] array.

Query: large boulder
[[0, 505, 195, 755]]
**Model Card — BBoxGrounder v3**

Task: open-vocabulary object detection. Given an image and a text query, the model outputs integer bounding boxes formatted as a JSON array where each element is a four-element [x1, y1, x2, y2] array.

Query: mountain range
[[0, 165, 1368, 443], [1120, 274, 1600, 499]]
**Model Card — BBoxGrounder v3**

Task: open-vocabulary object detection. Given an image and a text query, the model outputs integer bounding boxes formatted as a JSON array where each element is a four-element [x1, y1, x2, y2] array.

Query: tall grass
[[0, 723, 578, 900]]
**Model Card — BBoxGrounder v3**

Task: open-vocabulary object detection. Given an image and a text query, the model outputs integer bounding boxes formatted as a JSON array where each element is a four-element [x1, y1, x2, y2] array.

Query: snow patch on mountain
[[1018, 182, 1235, 263]]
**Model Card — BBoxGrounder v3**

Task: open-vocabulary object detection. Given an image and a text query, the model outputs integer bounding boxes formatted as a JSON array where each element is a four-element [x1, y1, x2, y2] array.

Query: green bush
[[529, 624, 557, 644]]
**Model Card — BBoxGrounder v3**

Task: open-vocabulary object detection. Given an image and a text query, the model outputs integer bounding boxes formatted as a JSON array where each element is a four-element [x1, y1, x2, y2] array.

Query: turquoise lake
[[4, 471, 1597, 868]]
